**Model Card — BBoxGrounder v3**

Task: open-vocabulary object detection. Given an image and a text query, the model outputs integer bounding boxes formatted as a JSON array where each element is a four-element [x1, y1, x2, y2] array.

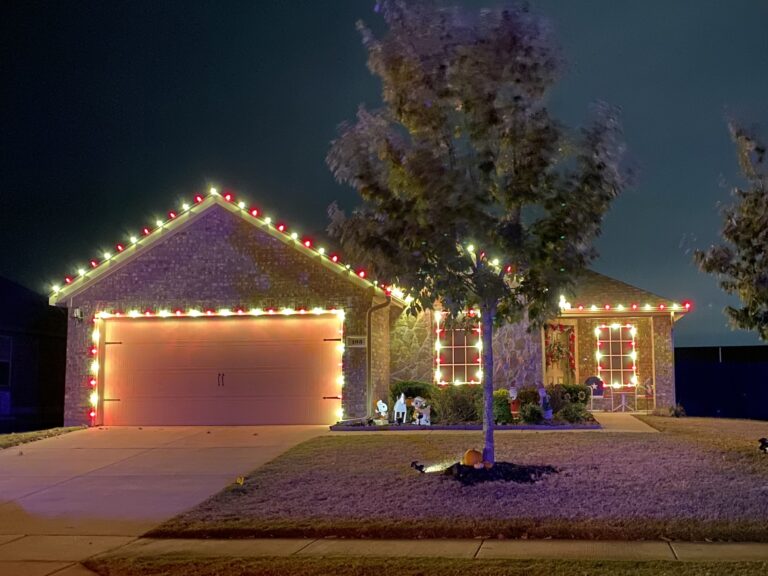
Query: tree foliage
[[695, 124, 768, 340], [326, 1, 626, 461]]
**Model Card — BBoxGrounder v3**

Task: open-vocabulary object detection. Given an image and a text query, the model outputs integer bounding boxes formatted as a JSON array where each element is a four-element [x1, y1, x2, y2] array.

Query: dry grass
[[0, 426, 83, 449], [84, 556, 768, 576], [150, 418, 768, 541]]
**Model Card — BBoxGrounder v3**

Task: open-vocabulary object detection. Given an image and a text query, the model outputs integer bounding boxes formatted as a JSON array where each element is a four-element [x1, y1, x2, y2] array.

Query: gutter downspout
[[366, 296, 391, 418]]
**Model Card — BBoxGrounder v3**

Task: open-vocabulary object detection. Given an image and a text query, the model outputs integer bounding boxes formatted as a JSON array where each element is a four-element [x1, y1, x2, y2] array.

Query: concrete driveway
[[0, 425, 325, 575]]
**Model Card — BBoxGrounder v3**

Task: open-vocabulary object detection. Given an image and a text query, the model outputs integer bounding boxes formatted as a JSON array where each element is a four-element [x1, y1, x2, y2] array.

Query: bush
[[516, 386, 540, 408], [652, 403, 686, 418], [546, 383, 591, 413], [389, 381, 438, 405], [556, 402, 592, 423], [492, 389, 513, 424], [520, 402, 543, 424], [431, 385, 483, 423]]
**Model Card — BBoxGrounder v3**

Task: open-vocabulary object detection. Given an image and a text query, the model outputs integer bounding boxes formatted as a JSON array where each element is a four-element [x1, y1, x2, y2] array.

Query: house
[[1, 276, 67, 432], [49, 190, 689, 426]]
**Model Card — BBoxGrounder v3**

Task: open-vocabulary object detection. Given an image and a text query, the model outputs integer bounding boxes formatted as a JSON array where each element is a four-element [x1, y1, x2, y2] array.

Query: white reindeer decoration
[[393, 393, 407, 424]]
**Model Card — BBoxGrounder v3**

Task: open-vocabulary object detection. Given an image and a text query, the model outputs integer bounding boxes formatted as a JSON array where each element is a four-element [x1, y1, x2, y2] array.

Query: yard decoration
[[327, 0, 626, 463], [460, 449, 485, 469], [538, 384, 554, 420], [376, 399, 389, 422], [393, 393, 407, 424], [412, 396, 431, 426], [759, 438, 768, 454]]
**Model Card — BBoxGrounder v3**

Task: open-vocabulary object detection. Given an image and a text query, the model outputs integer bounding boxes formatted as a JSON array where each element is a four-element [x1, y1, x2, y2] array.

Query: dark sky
[[2, 0, 767, 347]]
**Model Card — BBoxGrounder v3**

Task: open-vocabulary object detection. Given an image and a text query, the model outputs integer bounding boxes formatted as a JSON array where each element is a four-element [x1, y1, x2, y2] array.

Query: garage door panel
[[102, 317, 341, 425]]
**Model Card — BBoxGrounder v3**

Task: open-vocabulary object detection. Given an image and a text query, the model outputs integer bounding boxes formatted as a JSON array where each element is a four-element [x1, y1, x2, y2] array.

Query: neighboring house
[[0, 276, 67, 432], [49, 192, 689, 426]]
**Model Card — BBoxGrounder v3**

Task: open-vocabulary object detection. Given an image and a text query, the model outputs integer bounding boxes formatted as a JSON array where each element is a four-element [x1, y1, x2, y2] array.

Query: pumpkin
[[461, 449, 483, 467]]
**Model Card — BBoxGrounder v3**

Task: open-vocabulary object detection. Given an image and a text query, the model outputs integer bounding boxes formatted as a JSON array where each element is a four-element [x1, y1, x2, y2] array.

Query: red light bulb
[[250, 208, 259, 217], [90, 259, 99, 268], [303, 239, 312, 248], [168, 211, 177, 219], [89, 410, 96, 418], [223, 192, 233, 202], [659, 304, 666, 311], [277, 223, 286, 232], [142, 227, 151, 236], [116, 244, 125, 252], [604, 304, 611, 310], [331, 254, 339, 263], [357, 270, 366, 278], [65, 276, 73, 284], [631, 303, 638, 310], [194, 194, 204, 203]]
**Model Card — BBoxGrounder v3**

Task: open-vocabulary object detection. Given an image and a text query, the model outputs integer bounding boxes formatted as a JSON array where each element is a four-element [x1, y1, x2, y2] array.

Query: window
[[0, 335, 10, 389], [595, 323, 637, 391], [434, 312, 482, 385]]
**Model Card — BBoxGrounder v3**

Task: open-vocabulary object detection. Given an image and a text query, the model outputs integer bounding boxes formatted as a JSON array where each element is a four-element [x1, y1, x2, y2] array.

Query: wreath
[[544, 324, 576, 371]]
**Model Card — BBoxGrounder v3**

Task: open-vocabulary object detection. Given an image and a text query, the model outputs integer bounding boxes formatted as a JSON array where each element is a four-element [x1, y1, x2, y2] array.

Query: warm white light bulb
[[210, 187, 218, 195], [78, 268, 86, 276], [264, 216, 272, 224], [52, 284, 60, 293], [182, 203, 190, 210], [130, 236, 138, 244], [318, 247, 325, 254], [238, 201, 246, 209]]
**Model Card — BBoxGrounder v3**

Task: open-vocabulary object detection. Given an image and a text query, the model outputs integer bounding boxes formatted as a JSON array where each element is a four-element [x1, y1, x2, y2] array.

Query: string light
[[49, 189, 398, 302], [87, 306, 346, 425]]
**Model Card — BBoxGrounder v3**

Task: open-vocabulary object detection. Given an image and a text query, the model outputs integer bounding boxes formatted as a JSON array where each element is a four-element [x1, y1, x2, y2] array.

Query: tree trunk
[[481, 302, 496, 463]]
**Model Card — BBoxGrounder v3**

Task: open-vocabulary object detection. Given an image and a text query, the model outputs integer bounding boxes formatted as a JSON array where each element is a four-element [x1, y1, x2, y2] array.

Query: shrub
[[492, 389, 513, 424], [516, 386, 540, 408], [389, 381, 437, 405], [431, 385, 483, 423], [651, 403, 687, 418], [556, 402, 592, 423], [547, 383, 591, 413], [671, 403, 686, 417], [559, 383, 591, 405], [520, 402, 543, 424]]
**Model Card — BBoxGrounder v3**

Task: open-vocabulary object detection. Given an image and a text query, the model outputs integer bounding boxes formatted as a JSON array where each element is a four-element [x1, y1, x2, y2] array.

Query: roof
[[48, 189, 403, 306], [559, 269, 691, 319]]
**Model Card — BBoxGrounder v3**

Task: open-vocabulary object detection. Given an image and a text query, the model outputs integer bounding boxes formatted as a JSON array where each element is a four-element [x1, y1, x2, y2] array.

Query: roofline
[[49, 190, 405, 307]]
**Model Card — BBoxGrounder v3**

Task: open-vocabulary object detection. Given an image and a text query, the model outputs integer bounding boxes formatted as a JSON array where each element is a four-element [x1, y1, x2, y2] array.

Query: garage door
[[101, 316, 341, 425]]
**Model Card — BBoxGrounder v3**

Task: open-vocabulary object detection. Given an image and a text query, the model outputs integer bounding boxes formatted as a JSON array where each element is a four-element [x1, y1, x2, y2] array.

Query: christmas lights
[[434, 310, 482, 385], [49, 187, 400, 304], [87, 306, 346, 425], [595, 323, 638, 389]]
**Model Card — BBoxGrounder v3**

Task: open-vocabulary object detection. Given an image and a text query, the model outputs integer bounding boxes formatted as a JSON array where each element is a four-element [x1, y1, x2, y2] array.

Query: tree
[[327, 1, 626, 463], [695, 124, 768, 340]]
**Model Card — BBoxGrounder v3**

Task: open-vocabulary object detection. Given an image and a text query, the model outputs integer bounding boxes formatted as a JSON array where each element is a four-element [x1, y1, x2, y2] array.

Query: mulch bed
[[415, 460, 558, 485], [330, 422, 600, 432]]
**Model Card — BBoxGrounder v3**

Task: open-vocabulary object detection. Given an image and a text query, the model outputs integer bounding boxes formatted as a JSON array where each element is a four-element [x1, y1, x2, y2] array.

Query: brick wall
[[61, 204, 379, 425]]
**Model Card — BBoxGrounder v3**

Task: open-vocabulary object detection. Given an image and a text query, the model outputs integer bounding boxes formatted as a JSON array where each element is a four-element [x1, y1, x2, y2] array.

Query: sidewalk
[[4, 536, 768, 575]]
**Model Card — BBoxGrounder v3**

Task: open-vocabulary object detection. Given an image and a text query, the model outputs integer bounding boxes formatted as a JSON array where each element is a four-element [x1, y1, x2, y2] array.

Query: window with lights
[[434, 312, 482, 385], [595, 323, 638, 392]]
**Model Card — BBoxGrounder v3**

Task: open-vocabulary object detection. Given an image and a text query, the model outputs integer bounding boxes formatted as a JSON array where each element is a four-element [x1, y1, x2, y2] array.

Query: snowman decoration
[[412, 396, 431, 426]]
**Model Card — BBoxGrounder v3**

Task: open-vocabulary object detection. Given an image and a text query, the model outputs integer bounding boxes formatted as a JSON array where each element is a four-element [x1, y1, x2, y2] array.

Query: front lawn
[[84, 556, 768, 576], [150, 417, 768, 541], [0, 426, 83, 449]]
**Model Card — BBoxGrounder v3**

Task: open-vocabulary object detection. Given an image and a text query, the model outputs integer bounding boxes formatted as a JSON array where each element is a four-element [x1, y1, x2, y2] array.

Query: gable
[[49, 190, 398, 306]]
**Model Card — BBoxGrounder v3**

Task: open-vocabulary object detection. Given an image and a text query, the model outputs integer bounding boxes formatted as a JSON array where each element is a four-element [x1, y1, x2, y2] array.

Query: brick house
[[50, 191, 688, 426]]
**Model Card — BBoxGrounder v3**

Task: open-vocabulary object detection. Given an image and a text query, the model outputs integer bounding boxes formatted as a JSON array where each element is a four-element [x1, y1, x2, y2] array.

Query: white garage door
[[101, 316, 341, 425]]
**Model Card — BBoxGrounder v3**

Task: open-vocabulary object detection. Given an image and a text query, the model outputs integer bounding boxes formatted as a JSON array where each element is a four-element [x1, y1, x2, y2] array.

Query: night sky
[[2, 1, 767, 347]]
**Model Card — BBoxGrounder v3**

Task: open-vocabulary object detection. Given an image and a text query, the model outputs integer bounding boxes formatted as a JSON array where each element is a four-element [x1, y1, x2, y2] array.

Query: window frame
[[434, 311, 482, 385]]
